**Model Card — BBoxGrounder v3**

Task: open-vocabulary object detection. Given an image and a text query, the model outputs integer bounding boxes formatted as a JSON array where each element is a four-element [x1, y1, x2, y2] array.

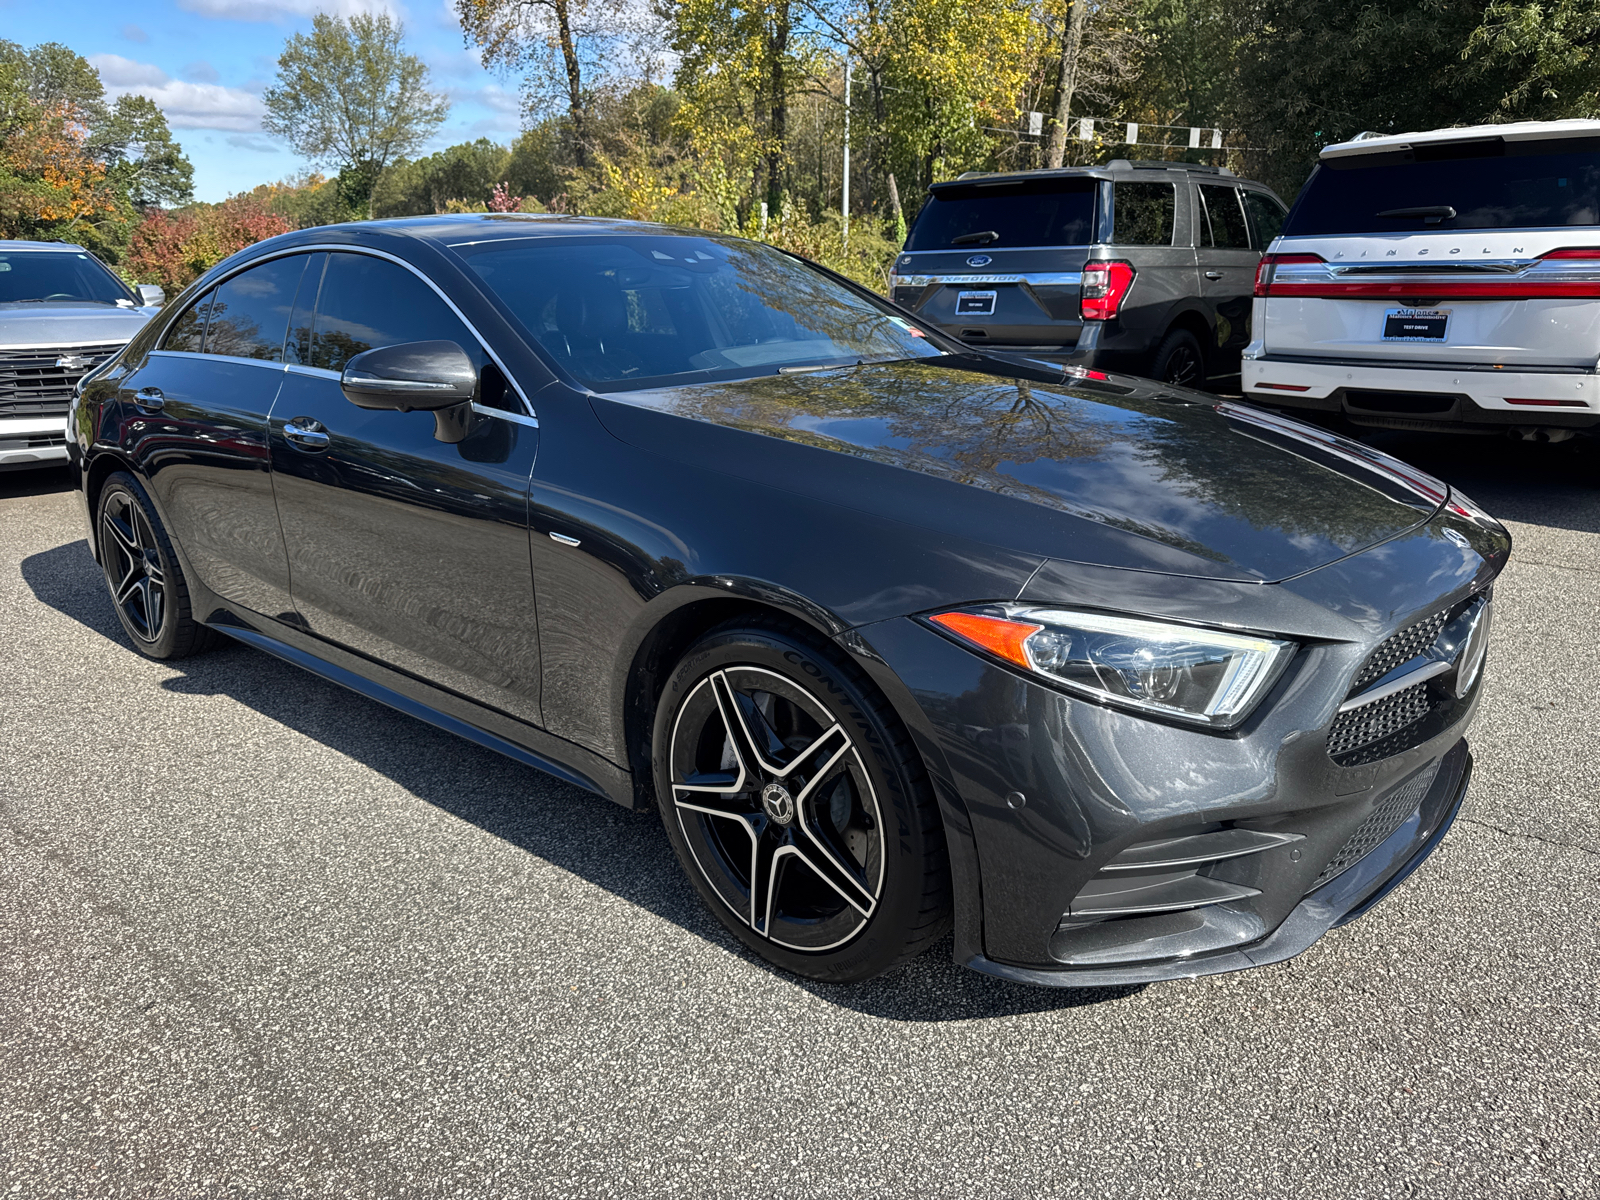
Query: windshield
[[0, 249, 137, 306], [452, 234, 945, 392], [1285, 139, 1600, 235], [907, 179, 1097, 250]]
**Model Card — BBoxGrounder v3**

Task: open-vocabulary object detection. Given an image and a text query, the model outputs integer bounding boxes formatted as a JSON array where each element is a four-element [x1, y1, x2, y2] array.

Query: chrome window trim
[[285, 363, 340, 380], [149, 349, 287, 372], [191, 242, 539, 421]]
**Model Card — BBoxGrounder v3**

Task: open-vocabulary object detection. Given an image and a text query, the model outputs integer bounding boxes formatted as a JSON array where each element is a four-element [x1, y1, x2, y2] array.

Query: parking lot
[[1, 433, 1596, 1198]]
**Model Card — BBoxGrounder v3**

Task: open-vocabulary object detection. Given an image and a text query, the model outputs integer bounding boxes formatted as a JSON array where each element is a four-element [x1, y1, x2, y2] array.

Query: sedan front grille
[[1327, 681, 1432, 765], [0, 343, 124, 419], [1351, 610, 1449, 692], [1312, 762, 1440, 888]]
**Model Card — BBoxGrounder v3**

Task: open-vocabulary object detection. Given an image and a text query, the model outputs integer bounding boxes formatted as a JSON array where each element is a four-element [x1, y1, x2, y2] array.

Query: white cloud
[[89, 54, 267, 134], [174, 0, 401, 22]]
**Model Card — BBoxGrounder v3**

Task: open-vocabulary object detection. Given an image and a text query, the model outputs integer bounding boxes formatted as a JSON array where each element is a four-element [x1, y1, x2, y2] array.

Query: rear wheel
[[97, 471, 219, 659], [652, 617, 950, 982], [1150, 328, 1206, 389]]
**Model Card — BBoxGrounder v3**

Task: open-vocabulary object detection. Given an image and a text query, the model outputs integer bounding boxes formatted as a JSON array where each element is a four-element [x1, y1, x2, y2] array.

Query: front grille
[[1328, 681, 1432, 763], [1352, 610, 1449, 692], [0, 343, 123, 419], [1312, 762, 1440, 888]]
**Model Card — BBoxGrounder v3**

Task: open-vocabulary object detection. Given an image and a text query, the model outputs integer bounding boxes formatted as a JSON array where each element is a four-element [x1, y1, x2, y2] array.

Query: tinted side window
[[1199, 185, 1251, 249], [311, 253, 479, 374], [203, 255, 308, 362], [1242, 191, 1287, 248], [285, 252, 327, 367], [161, 290, 215, 353], [1112, 182, 1176, 245]]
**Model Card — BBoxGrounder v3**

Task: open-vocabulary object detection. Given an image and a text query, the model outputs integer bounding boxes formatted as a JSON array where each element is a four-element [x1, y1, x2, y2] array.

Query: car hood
[[591, 358, 1444, 583], [0, 304, 157, 347]]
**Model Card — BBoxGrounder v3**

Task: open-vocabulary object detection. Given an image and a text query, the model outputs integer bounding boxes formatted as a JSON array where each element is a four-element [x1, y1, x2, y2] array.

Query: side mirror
[[136, 284, 165, 308], [340, 340, 477, 412]]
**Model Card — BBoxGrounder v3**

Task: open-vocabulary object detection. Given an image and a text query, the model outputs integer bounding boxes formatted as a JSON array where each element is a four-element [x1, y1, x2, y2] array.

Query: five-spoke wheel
[[100, 487, 167, 644], [95, 472, 218, 660], [654, 620, 950, 982]]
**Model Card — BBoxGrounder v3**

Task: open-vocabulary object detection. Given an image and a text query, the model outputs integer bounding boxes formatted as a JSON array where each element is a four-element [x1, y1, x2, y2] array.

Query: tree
[[92, 95, 194, 208], [125, 195, 293, 291], [262, 13, 448, 220], [1467, 0, 1600, 119], [371, 138, 513, 216]]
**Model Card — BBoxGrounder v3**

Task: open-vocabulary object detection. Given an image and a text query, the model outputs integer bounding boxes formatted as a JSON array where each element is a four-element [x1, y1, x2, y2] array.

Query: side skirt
[[209, 614, 641, 810]]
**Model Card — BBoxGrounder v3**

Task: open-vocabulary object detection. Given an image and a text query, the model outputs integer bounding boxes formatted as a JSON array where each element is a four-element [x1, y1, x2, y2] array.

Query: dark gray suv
[[890, 161, 1288, 388]]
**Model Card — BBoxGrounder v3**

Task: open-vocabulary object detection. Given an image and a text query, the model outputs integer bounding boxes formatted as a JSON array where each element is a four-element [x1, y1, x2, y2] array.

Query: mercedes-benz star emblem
[[760, 782, 795, 825], [966, 254, 993, 267]]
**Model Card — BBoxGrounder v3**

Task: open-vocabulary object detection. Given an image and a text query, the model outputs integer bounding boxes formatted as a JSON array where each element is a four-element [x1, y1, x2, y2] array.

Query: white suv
[[1, 241, 163, 472], [1242, 120, 1600, 441]]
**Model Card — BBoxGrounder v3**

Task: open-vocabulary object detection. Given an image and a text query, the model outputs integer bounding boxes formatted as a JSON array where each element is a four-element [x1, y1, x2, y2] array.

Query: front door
[[267, 250, 546, 726], [1195, 183, 1260, 374]]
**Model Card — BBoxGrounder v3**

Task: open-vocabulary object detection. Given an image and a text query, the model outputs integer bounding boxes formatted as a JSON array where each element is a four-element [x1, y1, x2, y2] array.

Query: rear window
[[1112, 182, 1175, 245], [907, 179, 1097, 250], [1284, 138, 1600, 235]]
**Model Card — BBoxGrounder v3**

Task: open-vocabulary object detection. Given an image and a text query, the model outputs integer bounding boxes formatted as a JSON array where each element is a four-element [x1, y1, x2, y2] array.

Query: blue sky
[[2, 0, 524, 201]]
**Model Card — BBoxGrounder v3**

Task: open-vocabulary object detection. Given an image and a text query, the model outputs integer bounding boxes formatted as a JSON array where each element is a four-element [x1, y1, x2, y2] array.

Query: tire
[[96, 471, 220, 660], [652, 616, 951, 983], [1150, 327, 1206, 389]]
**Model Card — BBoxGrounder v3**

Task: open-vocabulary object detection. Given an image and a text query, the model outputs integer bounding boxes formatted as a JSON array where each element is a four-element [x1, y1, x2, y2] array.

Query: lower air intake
[[1312, 763, 1440, 889]]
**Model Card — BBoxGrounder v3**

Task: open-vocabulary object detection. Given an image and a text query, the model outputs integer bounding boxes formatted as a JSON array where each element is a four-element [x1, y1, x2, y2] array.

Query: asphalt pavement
[[2, 433, 1596, 1198]]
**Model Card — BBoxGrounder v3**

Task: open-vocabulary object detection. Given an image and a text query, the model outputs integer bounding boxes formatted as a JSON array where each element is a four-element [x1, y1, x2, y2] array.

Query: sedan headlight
[[927, 607, 1297, 729]]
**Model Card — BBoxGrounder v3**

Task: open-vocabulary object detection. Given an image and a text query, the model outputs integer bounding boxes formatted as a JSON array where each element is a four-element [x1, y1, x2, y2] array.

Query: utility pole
[[842, 56, 852, 252]]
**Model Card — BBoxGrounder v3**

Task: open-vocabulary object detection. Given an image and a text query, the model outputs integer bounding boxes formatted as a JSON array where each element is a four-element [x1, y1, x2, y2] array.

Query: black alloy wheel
[[1151, 328, 1205, 389], [653, 619, 950, 982], [96, 472, 219, 659]]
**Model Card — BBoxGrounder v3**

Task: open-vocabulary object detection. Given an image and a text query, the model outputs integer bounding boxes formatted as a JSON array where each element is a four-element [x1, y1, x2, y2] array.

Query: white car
[[1, 241, 163, 472], [1242, 119, 1600, 441]]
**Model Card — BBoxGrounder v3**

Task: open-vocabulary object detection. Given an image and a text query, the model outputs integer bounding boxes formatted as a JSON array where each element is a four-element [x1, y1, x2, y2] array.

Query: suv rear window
[[1284, 138, 1600, 235], [907, 179, 1097, 250]]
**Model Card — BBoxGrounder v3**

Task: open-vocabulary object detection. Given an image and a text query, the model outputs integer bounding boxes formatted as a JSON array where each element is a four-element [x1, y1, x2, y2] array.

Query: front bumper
[[1242, 355, 1600, 431], [966, 741, 1471, 987], [0, 417, 70, 471]]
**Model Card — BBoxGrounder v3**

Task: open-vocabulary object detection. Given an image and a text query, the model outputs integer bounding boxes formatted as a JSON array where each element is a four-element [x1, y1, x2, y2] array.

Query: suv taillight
[[1081, 261, 1135, 320], [1254, 253, 1325, 297]]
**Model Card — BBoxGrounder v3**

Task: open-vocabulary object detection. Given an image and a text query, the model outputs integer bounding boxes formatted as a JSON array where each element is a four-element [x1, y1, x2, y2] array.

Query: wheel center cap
[[760, 782, 795, 825]]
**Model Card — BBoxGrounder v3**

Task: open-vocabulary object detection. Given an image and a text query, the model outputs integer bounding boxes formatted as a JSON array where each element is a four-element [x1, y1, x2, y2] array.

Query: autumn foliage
[[0, 103, 115, 234], [125, 196, 293, 291]]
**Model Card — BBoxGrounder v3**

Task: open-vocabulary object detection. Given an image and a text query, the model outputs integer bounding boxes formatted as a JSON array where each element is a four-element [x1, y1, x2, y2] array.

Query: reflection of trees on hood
[[1121, 406, 1426, 552]]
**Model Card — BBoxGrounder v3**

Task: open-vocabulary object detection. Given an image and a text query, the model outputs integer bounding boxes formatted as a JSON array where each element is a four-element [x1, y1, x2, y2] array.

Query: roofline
[[0, 240, 87, 251], [1321, 119, 1600, 160]]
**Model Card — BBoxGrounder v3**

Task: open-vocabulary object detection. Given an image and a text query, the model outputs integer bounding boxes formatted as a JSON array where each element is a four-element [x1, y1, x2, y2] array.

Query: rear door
[[1195, 183, 1259, 368], [1107, 177, 1197, 357], [1260, 138, 1600, 367], [268, 250, 547, 726], [116, 253, 309, 618]]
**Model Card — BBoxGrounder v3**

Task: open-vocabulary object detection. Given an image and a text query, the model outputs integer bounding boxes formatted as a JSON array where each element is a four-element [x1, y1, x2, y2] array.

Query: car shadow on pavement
[[21, 538, 1139, 1021]]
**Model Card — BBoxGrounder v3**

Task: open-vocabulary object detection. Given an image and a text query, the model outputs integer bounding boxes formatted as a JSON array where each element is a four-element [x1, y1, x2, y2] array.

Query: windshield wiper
[[951, 230, 1000, 246], [1375, 205, 1457, 225]]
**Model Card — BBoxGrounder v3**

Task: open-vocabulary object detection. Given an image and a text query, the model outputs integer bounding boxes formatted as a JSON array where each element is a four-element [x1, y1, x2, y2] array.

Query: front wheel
[[652, 618, 951, 983]]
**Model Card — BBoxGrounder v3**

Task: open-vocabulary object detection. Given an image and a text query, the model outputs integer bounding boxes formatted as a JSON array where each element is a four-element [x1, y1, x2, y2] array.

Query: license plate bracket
[[955, 290, 997, 316], [1382, 308, 1449, 341]]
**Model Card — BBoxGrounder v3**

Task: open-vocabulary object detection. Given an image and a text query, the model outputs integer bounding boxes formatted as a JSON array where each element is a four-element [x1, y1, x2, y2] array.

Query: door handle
[[1204, 271, 1224, 280], [133, 387, 164, 412], [284, 417, 331, 452]]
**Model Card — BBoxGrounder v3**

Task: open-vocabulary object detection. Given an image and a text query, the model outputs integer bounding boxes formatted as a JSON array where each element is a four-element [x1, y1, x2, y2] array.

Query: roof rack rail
[[1112, 158, 1233, 175]]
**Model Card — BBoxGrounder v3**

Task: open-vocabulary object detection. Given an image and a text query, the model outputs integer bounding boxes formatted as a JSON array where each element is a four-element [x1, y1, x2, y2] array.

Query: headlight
[[927, 607, 1297, 729]]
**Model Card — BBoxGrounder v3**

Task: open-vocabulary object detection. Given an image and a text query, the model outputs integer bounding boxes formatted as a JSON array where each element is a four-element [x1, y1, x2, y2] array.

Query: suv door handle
[[133, 387, 164, 412], [284, 416, 331, 452], [1203, 271, 1224, 280]]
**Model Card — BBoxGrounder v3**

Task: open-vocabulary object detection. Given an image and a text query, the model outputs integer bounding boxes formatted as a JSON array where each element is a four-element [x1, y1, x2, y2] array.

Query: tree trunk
[[766, 0, 789, 216], [1045, 1, 1090, 169], [552, 0, 588, 168]]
